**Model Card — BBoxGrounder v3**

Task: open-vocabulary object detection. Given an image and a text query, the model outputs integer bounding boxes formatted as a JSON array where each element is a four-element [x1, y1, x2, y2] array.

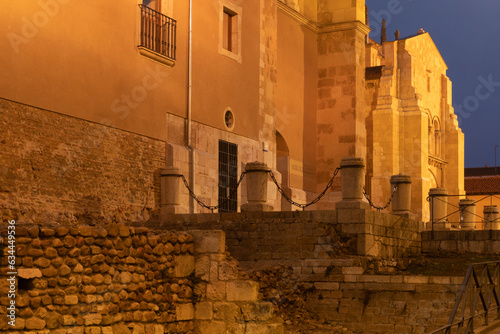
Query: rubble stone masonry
[[0, 223, 196, 333], [0, 224, 283, 333]]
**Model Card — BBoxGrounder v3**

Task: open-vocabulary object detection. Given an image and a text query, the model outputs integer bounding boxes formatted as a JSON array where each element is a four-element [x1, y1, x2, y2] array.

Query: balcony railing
[[139, 4, 176, 60]]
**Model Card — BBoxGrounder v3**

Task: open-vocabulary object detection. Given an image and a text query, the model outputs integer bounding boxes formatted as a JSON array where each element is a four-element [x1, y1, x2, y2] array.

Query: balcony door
[[143, 0, 160, 11], [142, 0, 163, 54]]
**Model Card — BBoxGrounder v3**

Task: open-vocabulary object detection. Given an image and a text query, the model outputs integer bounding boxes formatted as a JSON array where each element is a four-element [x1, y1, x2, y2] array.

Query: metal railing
[[139, 5, 176, 60], [427, 194, 500, 231], [430, 261, 500, 334]]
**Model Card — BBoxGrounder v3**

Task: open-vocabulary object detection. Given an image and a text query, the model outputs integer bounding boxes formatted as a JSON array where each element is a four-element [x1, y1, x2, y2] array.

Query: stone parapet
[[151, 209, 421, 274], [422, 230, 500, 253]]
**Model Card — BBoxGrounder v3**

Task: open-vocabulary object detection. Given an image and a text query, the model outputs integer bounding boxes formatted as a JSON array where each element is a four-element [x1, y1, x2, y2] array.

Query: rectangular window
[[223, 9, 237, 52], [219, 2, 242, 63], [218, 140, 238, 212]]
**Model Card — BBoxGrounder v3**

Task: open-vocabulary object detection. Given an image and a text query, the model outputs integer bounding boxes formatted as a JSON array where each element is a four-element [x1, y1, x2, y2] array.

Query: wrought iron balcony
[[139, 4, 176, 61]]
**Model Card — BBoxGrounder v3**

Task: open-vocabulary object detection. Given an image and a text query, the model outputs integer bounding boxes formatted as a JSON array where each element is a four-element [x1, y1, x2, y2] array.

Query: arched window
[[428, 118, 434, 156], [434, 119, 441, 157]]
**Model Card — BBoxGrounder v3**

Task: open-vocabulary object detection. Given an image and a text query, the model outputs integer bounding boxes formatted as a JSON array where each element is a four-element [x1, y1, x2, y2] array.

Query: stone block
[[190, 230, 226, 254], [174, 255, 195, 277], [18, 268, 42, 279], [226, 281, 259, 301], [240, 301, 274, 321], [342, 267, 364, 275], [213, 302, 242, 321], [196, 321, 226, 334], [428, 277, 451, 284], [207, 282, 226, 301], [25, 317, 46, 330], [246, 323, 284, 334], [64, 295, 79, 305], [314, 282, 340, 290], [195, 302, 213, 320], [83, 314, 102, 326], [176, 303, 195, 321], [404, 276, 429, 284], [195, 255, 211, 281]]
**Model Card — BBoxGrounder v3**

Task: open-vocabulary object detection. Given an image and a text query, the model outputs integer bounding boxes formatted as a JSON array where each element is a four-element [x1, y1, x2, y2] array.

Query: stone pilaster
[[316, 0, 369, 192]]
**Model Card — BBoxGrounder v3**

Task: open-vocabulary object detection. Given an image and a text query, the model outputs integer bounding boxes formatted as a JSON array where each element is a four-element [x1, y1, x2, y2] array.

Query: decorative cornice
[[319, 21, 370, 35], [277, 2, 370, 36], [277, 1, 318, 32], [429, 155, 448, 169]]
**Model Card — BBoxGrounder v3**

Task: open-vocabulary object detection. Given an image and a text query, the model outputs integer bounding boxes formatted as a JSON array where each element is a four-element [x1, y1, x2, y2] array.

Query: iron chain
[[180, 167, 341, 212], [268, 167, 341, 210], [180, 171, 247, 212], [363, 185, 398, 212]]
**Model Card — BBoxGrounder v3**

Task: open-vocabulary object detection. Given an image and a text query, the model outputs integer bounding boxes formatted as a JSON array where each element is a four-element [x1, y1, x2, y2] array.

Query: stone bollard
[[390, 174, 412, 217], [336, 157, 369, 209], [160, 166, 186, 214], [429, 188, 448, 230], [484, 205, 500, 230], [340, 157, 365, 201], [241, 162, 273, 212], [459, 198, 476, 230]]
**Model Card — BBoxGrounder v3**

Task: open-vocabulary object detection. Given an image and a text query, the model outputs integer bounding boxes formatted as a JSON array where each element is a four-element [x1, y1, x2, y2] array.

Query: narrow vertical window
[[223, 8, 237, 53], [219, 3, 242, 62], [218, 140, 238, 212]]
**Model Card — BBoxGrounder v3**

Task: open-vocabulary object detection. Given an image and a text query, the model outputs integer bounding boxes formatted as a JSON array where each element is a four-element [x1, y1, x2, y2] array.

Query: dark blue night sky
[[367, 0, 500, 168]]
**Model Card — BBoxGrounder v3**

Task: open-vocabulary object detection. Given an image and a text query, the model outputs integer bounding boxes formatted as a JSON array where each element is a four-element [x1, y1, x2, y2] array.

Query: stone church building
[[0, 0, 463, 224]]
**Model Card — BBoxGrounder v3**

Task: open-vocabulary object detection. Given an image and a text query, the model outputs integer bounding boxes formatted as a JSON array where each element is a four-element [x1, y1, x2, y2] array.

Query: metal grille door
[[218, 140, 238, 212]]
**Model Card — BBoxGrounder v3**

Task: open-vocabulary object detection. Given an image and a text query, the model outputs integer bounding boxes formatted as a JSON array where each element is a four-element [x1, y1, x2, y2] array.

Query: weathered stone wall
[[0, 223, 196, 333], [189, 230, 283, 333], [305, 260, 461, 333], [0, 224, 283, 333], [422, 230, 500, 253], [150, 210, 421, 274], [0, 98, 165, 225]]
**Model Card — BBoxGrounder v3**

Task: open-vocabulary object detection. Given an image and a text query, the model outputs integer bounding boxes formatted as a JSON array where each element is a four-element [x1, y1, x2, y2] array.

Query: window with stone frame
[[219, 2, 242, 63]]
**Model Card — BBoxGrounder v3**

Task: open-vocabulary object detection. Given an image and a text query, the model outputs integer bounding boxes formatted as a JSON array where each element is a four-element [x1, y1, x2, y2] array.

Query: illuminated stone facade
[[0, 0, 463, 222]]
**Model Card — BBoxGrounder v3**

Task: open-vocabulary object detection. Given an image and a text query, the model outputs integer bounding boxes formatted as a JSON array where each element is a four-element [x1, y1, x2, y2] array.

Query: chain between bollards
[[179, 166, 341, 212], [268, 167, 341, 211], [180, 172, 246, 212], [363, 186, 398, 212]]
